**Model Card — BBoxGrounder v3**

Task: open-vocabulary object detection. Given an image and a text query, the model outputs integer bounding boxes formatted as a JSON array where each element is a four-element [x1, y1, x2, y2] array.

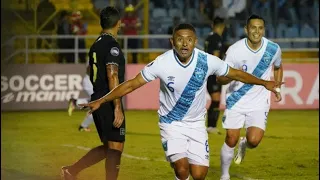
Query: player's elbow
[[216, 76, 231, 85]]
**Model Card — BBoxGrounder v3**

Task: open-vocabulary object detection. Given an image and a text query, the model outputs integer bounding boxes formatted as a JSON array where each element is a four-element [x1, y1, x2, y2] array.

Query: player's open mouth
[[253, 34, 260, 38], [181, 48, 188, 54]]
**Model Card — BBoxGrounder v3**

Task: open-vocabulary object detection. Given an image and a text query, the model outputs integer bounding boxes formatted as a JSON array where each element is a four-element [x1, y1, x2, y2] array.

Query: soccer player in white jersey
[[68, 61, 94, 132], [217, 15, 283, 180], [79, 23, 281, 180]]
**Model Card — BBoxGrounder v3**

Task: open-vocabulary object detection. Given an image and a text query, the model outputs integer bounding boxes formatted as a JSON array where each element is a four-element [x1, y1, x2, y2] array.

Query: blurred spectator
[[57, 10, 74, 63], [36, 0, 56, 49], [167, 16, 180, 35], [312, 0, 319, 24], [167, 16, 180, 48], [185, 0, 200, 9], [199, 0, 213, 19], [121, 4, 141, 64], [251, 0, 271, 18], [213, 0, 228, 20], [152, 0, 167, 8], [222, 0, 246, 19], [278, 0, 298, 23], [71, 11, 88, 63], [166, 0, 182, 9], [297, 0, 314, 23], [222, 0, 246, 38]]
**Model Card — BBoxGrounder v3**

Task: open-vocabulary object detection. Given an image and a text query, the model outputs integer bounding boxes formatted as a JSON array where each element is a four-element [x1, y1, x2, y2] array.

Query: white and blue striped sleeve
[[207, 54, 229, 77], [213, 57, 230, 77], [140, 60, 159, 82], [273, 45, 282, 68]]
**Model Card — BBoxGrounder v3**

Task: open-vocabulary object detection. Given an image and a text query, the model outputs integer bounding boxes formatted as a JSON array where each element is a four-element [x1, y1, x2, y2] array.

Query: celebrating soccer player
[[80, 23, 281, 180], [217, 14, 283, 180]]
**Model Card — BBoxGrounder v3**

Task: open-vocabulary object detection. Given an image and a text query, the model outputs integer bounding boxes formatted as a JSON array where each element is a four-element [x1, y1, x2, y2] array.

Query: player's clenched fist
[[79, 99, 102, 115]]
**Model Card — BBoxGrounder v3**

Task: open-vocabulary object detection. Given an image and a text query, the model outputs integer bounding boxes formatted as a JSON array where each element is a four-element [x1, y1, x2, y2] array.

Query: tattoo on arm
[[106, 64, 121, 110]]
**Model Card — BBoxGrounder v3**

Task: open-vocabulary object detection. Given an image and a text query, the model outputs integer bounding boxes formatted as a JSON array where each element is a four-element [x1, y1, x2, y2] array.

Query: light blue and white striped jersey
[[141, 48, 229, 125], [224, 37, 282, 111]]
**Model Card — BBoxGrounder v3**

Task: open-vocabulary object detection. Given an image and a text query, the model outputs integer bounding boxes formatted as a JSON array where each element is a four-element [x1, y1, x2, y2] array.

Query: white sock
[[220, 142, 235, 178], [81, 113, 94, 128], [175, 176, 189, 180]]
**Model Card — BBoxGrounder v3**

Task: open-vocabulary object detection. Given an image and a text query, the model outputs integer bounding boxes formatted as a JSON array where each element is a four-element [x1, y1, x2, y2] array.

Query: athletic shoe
[[234, 137, 246, 165], [78, 126, 91, 132], [68, 98, 76, 116], [207, 127, 221, 134], [60, 166, 76, 180]]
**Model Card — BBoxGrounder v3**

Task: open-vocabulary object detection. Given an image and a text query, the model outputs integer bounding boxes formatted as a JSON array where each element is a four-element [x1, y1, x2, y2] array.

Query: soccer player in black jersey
[[61, 6, 125, 180], [204, 17, 226, 134]]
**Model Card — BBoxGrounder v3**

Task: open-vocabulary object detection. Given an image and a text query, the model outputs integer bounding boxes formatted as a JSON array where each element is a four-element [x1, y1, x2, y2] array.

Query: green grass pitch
[[1, 110, 319, 180]]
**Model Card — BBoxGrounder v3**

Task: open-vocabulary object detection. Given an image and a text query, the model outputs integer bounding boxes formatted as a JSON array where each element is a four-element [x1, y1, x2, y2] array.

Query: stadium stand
[[300, 23, 317, 48], [2, 0, 319, 64]]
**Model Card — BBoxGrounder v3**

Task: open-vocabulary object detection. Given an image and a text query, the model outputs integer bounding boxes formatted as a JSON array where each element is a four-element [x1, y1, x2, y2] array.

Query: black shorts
[[92, 102, 126, 144], [207, 75, 222, 94]]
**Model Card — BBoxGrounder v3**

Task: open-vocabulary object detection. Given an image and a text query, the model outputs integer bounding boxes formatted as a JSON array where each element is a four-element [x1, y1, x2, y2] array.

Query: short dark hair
[[212, 17, 225, 26], [100, 6, 120, 29], [173, 23, 196, 35], [246, 14, 265, 26]]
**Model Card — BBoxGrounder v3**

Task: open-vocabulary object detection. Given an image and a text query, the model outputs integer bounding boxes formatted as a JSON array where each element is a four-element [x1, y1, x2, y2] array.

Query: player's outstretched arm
[[225, 67, 282, 94], [216, 76, 233, 85], [79, 73, 148, 114], [101, 73, 147, 103]]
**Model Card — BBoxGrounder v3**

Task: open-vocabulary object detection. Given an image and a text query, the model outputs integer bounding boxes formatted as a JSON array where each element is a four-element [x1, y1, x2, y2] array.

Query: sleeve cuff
[[106, 62, 119, 66], [222, 65, 229, 76], [140, 70, 152, 82]]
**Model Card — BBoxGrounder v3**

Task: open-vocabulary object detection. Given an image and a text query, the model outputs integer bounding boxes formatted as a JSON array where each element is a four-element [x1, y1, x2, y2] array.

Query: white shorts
[[159, 122, 209, 167], [222, 109, 269, 131], [82, 75, 93, 96]]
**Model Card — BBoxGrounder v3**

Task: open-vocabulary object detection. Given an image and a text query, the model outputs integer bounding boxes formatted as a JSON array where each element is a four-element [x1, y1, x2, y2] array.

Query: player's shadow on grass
[[1, 168, 59, 180], [126, 131, 160, 137]]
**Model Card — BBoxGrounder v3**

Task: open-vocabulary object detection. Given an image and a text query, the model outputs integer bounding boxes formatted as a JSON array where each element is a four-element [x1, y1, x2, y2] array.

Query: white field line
[[61, 144, 166, 162], [62, 144, 262, 180]]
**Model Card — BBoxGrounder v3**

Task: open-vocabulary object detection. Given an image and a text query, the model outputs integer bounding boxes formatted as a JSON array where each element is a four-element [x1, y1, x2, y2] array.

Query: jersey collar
[[245, 38, 264, 53], [101, 32, 117, 41], [173, 49, 195, 68]]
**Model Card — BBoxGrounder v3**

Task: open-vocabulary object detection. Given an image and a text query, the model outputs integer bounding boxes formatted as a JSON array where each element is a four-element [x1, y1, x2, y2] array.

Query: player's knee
[[191, 170, 207, 180], [246, 137, 261, 148], [107, 141, 124, 152], [225, 136, 239, 148], [175, 166, 189, 179]]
